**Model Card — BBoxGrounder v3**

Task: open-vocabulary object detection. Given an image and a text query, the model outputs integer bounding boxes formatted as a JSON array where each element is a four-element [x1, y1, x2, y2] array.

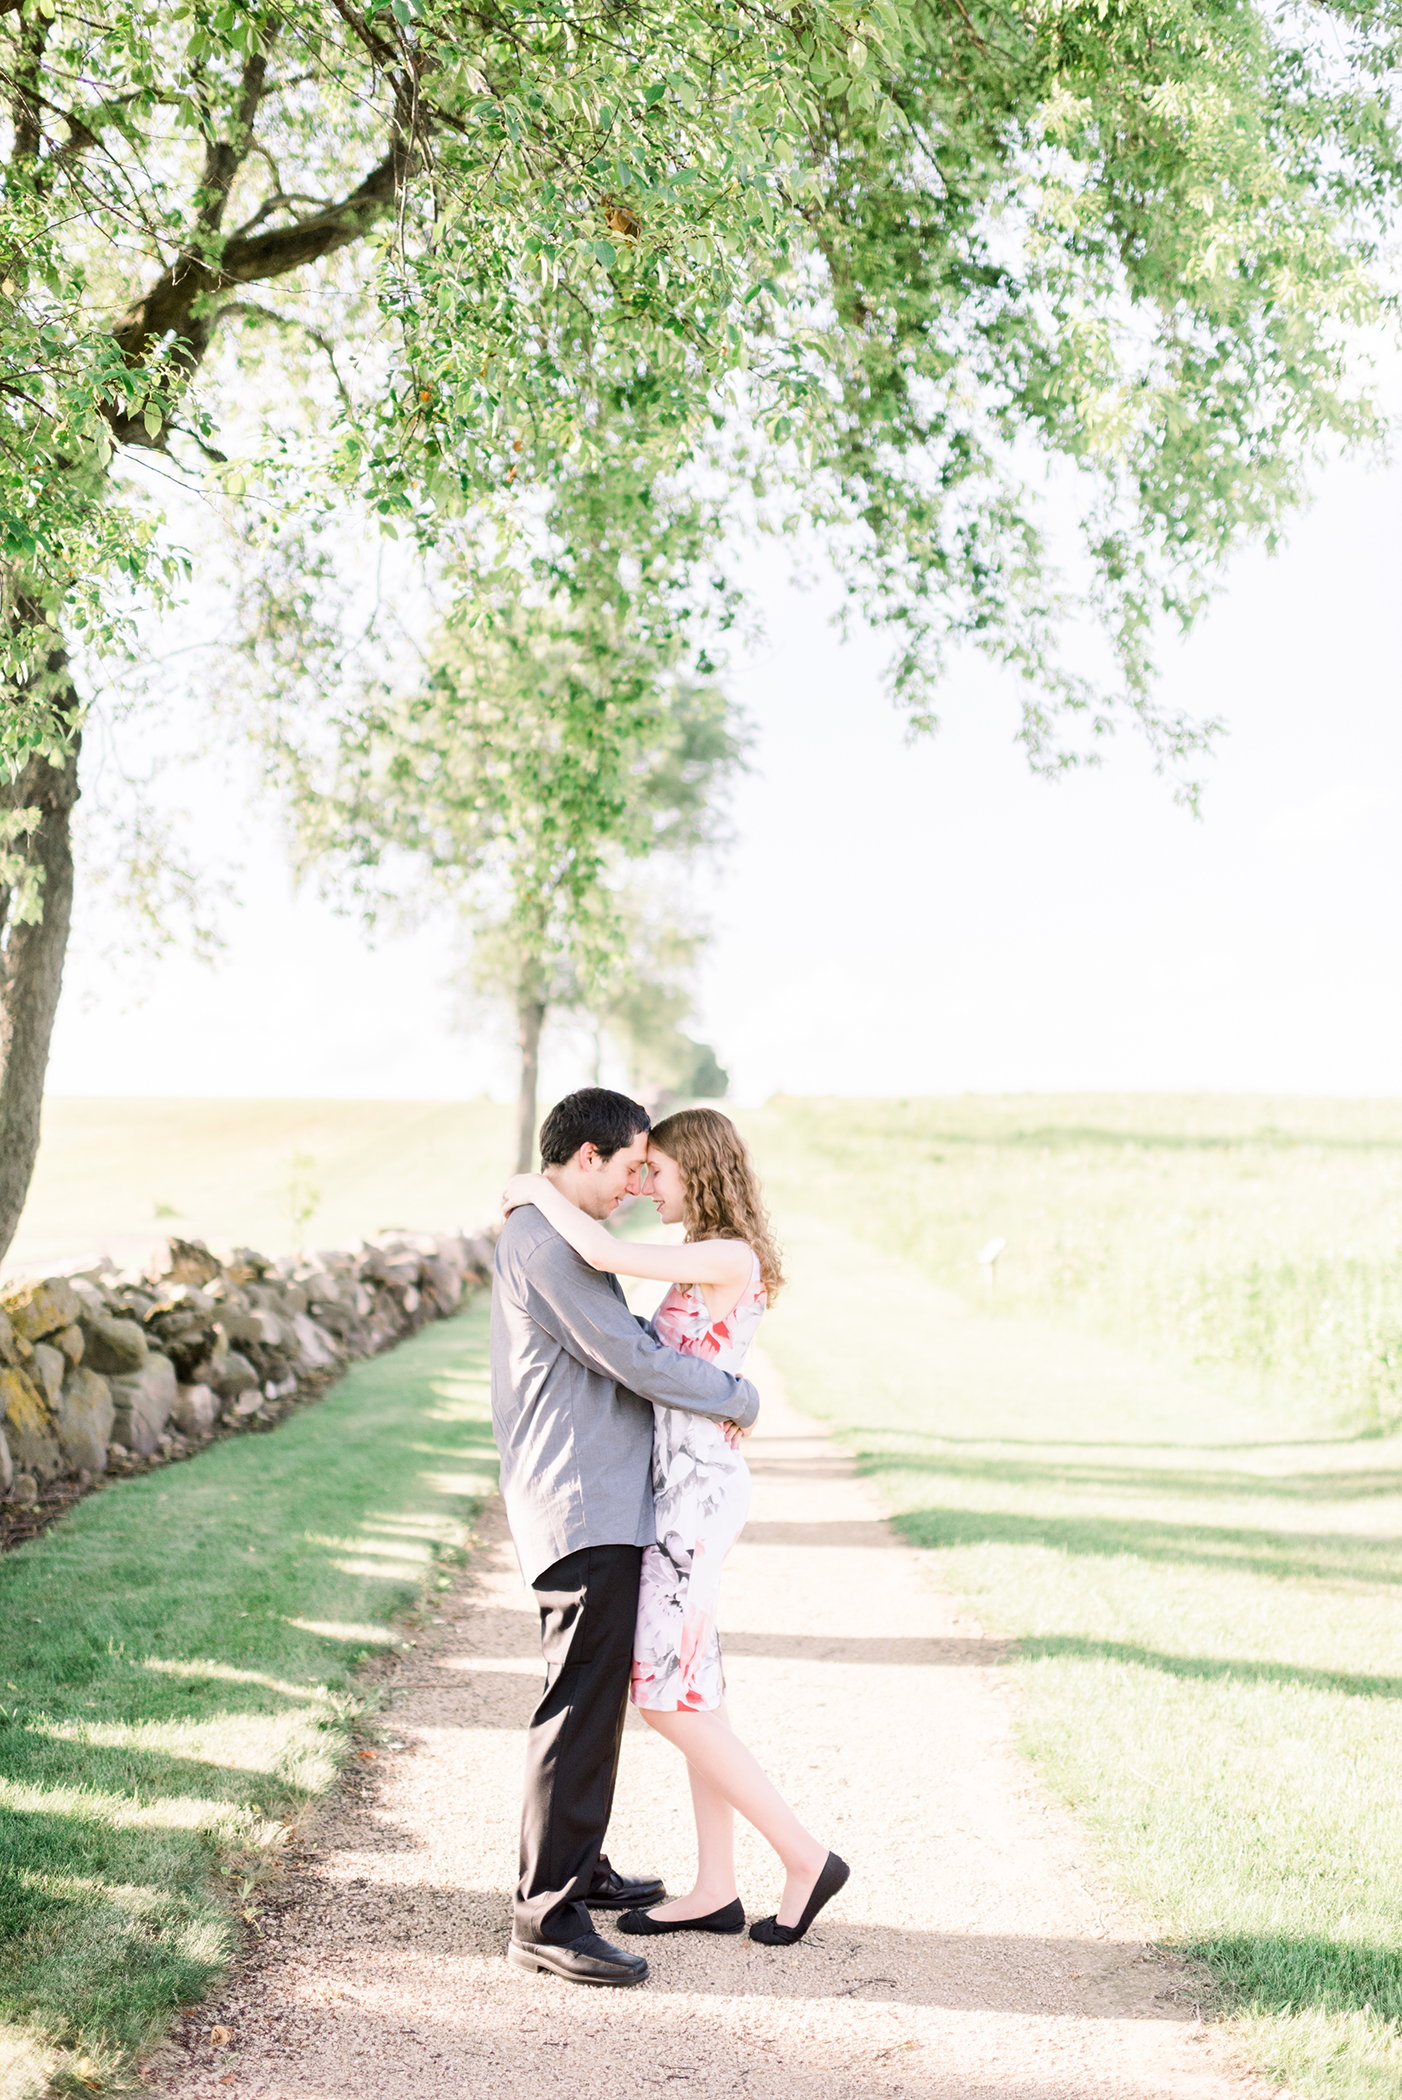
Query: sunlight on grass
[[365, 1512, 464, 1537], [329, 1558, 434, 1580], [306, 1532, 436, 1562], [0, 2024, 54, 2098], [419, 1469, 500, 1499], [142, 1660, 336, 1703], [32, 1713, 341, 1793], [0, 1300, 496, 2096], [745, 1110, 1402, 2100], [284, 1618, 400, 1644], [0, 1779, 251, 1835]]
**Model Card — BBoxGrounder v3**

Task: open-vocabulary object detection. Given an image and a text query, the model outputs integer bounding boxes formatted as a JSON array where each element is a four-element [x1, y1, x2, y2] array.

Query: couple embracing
[[490, 1087, 849, 1987]]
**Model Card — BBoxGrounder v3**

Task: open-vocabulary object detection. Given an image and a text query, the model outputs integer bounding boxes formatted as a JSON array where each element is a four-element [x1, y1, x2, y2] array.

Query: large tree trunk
[[0, 652, 80, 1263], [514, 990, 547, 1173]]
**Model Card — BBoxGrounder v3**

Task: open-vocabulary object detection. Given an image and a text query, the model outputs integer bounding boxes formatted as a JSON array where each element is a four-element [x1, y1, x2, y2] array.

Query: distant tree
[[258, 556, 743, 1168], [606, 986, 730, 1106], [569, 902, 729, 1106]]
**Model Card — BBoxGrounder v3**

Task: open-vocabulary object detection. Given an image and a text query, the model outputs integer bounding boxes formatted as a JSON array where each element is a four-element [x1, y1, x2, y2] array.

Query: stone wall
[[0, 1228, 497, 1514]]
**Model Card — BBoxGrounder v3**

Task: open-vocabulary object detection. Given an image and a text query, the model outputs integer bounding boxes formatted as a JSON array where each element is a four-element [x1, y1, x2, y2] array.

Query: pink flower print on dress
[[631, 1249, 765, 1713]]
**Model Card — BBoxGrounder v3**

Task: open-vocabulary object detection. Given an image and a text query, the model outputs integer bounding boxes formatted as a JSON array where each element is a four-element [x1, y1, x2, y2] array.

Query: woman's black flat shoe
[[749, 1853, 850, 1945], [619, 1898, 745, 1936]]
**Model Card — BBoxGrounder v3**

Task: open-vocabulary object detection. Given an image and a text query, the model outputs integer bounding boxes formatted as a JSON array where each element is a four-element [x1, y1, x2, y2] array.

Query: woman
[[502, 1106, 848, 1946]]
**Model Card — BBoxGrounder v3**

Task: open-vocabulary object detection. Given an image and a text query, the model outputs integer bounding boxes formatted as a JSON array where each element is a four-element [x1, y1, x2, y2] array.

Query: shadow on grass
[[0, 1858, 227, 2053], [887, 1502, 1401, 1586], [778, 1111, 1402, 1158], [0, 1748, 269, 2050], [857, 1448, 1402, 1506], [852, 1430, 1379, 1454], [1017, 1634, 1402, 1703], [1189, 1932, 1402, 2025]]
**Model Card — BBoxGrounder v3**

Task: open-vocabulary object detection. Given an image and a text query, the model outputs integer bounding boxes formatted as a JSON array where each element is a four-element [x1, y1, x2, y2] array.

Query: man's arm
[[523, 1236, 759, 1429]]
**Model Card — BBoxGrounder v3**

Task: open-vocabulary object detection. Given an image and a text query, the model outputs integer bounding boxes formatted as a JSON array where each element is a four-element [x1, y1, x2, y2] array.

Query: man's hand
[[721, 1419, 754, 1449]]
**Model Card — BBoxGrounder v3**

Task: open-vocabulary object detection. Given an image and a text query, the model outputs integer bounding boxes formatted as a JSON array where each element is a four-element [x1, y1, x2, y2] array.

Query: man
[[491, 1086, 760, 1988]]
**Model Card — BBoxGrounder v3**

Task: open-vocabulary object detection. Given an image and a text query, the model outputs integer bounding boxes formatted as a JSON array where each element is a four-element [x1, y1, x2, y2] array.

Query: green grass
[[734, 1101, 1402, 2100], [744, 1093, 1402, 1434], [0, 1298, 496, 2098], [7, 1097, 515, 1280]]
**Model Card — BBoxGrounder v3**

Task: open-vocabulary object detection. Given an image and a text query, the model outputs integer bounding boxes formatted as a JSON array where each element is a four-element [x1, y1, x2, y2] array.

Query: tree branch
[[10, 11, 47, 164], [211, 298, 355, 413], [107, 147, 401, 446], [195, 39, 273, 238], [230, 189, 335, 239], [325, 0, 401, 71]]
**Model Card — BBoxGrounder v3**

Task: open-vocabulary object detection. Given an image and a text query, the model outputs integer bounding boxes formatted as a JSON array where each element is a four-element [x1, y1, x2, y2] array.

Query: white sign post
[[976, 1236, 1007, 1295]]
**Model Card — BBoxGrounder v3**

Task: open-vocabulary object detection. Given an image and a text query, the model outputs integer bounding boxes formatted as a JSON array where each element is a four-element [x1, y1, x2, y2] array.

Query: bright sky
[[45, 438, 1402, 1105]]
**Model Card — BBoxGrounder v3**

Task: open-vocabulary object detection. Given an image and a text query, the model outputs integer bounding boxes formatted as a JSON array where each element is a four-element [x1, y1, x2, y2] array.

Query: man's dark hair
[[538, 1088, 651, 1167]]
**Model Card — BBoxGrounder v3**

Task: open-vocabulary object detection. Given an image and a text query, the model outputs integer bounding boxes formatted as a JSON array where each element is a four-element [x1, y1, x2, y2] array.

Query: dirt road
[[154, 1353, 1275, 2100]]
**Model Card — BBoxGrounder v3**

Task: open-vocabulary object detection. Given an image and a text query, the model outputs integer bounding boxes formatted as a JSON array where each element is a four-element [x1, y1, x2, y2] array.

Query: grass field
[[738, 1097, 1402, 2100], [0, 1299, 496, 2098], [744, 1094, 1402, 1434], [4, 1098, 516, 1282]]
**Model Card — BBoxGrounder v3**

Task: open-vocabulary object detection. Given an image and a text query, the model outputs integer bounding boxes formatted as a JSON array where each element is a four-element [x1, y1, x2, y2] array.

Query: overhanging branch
[[212, 298, 355, 413], [107, 147, 400, 447]]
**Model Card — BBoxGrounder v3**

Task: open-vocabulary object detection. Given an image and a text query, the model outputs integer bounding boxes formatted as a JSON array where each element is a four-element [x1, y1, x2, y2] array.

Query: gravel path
[[152, 1352, 1277, 2100]]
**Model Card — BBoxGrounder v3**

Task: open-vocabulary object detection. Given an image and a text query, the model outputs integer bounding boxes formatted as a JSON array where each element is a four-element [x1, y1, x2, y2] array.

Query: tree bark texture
[[0, 652, 80, 1263], [515, 993, 546, 1174]]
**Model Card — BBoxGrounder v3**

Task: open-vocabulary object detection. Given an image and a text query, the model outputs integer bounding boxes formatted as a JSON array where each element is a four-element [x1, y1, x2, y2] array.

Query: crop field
[[740, 1094, 1402, 2100]]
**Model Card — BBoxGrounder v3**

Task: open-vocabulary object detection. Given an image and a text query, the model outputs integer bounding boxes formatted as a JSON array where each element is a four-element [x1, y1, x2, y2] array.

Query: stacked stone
[[0, 1229, 495, 1509]]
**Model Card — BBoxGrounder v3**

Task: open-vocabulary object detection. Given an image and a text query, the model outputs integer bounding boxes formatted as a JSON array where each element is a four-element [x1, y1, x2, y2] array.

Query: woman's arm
[[502, 1173, 752, 1292]]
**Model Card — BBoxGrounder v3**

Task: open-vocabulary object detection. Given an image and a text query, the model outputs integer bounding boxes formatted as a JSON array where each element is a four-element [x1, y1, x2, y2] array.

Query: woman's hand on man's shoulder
[[502, 1171, 547, 1216]]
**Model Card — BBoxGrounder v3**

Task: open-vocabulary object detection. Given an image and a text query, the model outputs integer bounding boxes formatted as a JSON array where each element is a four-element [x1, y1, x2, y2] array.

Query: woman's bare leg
[[641, 1703, 828, 1926], [643, 1753, 738, 1922]]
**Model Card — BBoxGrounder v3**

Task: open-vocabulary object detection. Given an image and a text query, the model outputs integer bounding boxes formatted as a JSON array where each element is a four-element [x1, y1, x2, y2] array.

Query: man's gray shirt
[[490, 1205, 760, 1585]]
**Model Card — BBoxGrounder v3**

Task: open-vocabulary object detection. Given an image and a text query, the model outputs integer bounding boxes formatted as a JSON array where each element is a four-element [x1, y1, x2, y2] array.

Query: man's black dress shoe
[[619, 1898, 745, 1937], [586, 1865, 667, 1911], [507, 1931, 649, 1987]]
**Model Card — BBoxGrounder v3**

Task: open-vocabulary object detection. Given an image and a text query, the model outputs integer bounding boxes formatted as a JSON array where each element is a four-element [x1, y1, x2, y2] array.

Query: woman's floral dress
[[630, 1248, 765, 1713]]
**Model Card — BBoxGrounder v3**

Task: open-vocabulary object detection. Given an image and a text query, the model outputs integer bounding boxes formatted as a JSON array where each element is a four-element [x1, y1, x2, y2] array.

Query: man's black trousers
[[516, 1542, 642, 1945]]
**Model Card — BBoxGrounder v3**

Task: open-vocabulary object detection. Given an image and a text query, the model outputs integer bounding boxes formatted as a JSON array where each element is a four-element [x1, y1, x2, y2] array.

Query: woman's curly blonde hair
[[648, 1107, 785, 1304]]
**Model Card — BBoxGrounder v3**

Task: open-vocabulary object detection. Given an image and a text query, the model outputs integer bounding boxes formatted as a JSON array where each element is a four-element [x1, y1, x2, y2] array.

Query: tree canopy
[[3, 0, 1402, 1252], [7, 0, 1400, 756]]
